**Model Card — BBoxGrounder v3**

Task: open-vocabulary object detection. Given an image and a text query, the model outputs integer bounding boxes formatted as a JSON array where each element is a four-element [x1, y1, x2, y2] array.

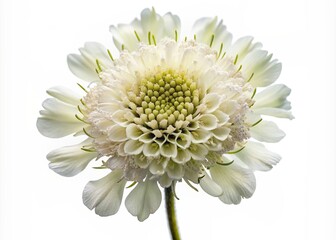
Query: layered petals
[[83, 170, 127, 216], [210, 161, 256, 204], [47, 139, 97, 177], [125, 178, 162, 221], [110, 8, 181, 52], [37, 98, 85, 138], [67, 42, 113, 82], [235, 141, 281, 171]]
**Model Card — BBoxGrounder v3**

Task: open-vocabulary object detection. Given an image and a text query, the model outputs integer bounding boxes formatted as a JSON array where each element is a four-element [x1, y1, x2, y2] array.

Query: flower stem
[[165, 186, 181, 240]]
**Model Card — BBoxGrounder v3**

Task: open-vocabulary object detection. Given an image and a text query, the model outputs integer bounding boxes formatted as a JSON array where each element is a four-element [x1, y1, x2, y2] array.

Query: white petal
[[143, 142, 160, 157], [253, 84, 292, 110], [236, 141, 281, 171], [46, 86, 81, 105], [203, 93, 221, 113], [190, 128, 212, 143], [67, 42, 112, 82], [253, 107, 294, 119], [38, 97, 83, 138], [83, 170, 126, 216], [36, 117, 84, 138], [47, 139, 97, 177], [67, 54, 99, 82], [227, 36, 262, 61], [126, 124, 144, 140], [241, 50, 281, 87], [125, 179, 162, 221], [124, 140, 144, 155], [192, 17, 232, 51], [162, 12, 181, 39], [173, 148, 191, 164], [108, 125, 127, 142], [210, 161, 256, 204], [160, 141, 177, 158], [198, 114, 218, 130], [212, 127, 230, 141], [166, 161, 185, 180], [250, 61, 282, 87], [200, 172, 223, 197], [250, 120, 285, 143], [159, 174, 173, 188], [149, 157, 168, 175], [188, 144, 208, 160]]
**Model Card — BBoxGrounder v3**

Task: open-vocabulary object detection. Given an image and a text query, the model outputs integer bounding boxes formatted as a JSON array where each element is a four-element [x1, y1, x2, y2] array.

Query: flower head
[[37, 8, 293, 221]]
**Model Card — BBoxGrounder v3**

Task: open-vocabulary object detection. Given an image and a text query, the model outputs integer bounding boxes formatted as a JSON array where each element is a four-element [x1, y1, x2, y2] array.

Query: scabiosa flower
[[37, 7, 293, 225]]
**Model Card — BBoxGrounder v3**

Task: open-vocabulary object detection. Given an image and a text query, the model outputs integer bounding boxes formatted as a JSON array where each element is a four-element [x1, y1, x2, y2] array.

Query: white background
[[1, 0, 335, 239]]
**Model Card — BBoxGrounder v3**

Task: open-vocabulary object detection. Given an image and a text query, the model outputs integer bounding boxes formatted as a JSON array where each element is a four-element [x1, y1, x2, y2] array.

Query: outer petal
[[253, 108, 294, 119], [192, 17, 232, 51], [200, 171, 223, 197], [125, 178, 162, 221], [47, 139, 97, 177], [46, 86, 82, 105], [37, 98, 85, 138], [110, 8, 181, 52], [250, 120, 285, 143], [210, 161, 256, 204], [226, 36, 262, 60], [253, 84, 292, 110], [236, 141, 281, 171], [252, 84, 293, 119], [67, 42, 113, 82], [83, 170, 127, 216], [241, 50, 281, 87]]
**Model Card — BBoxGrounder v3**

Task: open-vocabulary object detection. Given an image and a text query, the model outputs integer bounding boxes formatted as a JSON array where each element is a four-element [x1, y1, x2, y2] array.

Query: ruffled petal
[[253, 84, 292, 110], [82, 170, 127, 216], [253, 107, 294, 119], [200, 171, 223, 197], [226, 36, 262, 60], [46, 86, 82, 105], [210, 161, 256, 204], [37, 98, 85, 138], [110, 8, 181, 52], [67, 42, 113, 82], [192, 17, 232, 51], [235, 141, 281, 171], [47, 139, 97, 177], [241, 50, 281, 87], [250, 120, 285, 143], [125, 178, 162, 221]]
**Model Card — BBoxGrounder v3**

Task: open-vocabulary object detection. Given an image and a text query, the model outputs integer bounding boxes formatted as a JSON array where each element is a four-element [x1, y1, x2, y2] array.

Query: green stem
[[165, 186, 181, 240]]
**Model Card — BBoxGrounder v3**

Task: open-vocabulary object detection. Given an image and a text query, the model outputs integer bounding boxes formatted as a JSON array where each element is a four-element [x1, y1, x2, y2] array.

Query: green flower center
[[130, 70, 200, 128]]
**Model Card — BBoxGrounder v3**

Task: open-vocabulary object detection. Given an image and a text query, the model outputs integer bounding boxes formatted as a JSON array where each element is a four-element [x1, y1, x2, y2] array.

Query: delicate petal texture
[[110, 8, 181, 52], [252, 84, 293, 119], [83, 170, 127, 216], [125, 179, 162, 221], [37, 98, 85, 138], [211, 161, 256, 204], [46, 86, 82, 105], [47, 139, 97, 177], [250, 120, 285, 143], [236, 141, 281, 171], [200, 172, 223, 197], [253, 107, 294, 119], [253, 84, 292, 109], [227, 36, 262, 60], [241, 50, 281, 87], [192, 17, 232, 51], [37, 118, 84, 138], [67, 42, 113, 82]]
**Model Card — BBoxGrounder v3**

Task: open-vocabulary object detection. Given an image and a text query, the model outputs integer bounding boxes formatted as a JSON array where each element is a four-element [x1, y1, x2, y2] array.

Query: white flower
[[37, 8, 293, 221]]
